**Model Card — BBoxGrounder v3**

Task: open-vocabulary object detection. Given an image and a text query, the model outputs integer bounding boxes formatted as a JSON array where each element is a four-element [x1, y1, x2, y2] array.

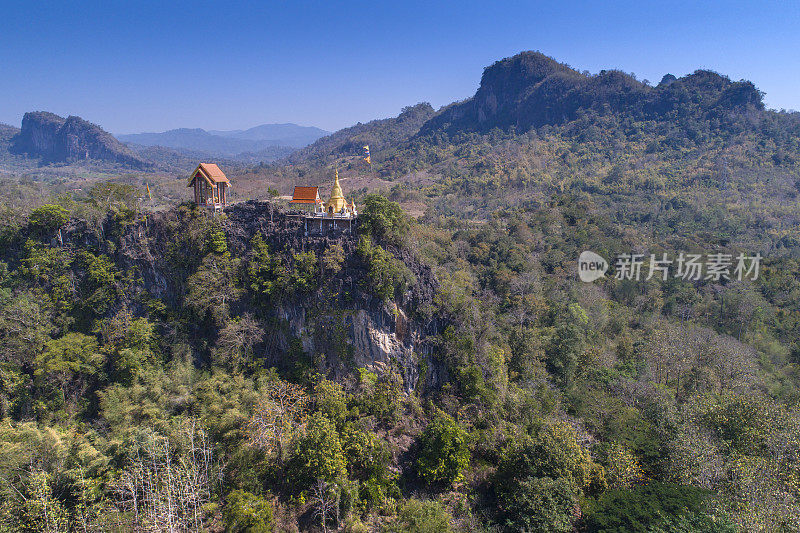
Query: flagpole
[[363, 145, 372, 173]]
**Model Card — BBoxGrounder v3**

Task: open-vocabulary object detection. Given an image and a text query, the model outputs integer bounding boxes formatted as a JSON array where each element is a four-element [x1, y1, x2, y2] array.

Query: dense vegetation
[[1, 51, 800, 532]]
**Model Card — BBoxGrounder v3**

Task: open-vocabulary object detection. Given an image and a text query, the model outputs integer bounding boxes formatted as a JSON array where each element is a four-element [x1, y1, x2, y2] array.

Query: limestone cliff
[[12, 111, 149, 168], [418, 50, 765, 136], [60, 201, 446, 391]]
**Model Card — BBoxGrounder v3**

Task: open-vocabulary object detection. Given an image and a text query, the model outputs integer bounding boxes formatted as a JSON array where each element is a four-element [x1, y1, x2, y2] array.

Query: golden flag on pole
[[146, 183, 152, 200], [363, 145, 371, 165]]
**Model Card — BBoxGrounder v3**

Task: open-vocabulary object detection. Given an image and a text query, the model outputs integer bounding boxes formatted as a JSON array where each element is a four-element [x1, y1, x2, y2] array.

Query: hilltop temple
[[188, 163, 230, 210], [290, 169, 357, 233]]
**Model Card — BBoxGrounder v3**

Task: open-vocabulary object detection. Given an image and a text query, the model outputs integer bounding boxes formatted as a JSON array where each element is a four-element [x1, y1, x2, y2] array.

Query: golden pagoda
[[325, 169, 349, 215], [294, 168, 357, 234]]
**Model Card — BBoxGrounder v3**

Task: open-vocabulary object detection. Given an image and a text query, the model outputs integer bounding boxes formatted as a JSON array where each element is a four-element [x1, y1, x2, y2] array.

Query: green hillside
[[0, 51, 799, 531]]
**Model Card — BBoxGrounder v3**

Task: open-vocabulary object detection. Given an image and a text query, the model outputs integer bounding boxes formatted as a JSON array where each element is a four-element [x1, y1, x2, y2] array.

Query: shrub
[[359, 194, 408, 245], [207, 226, 228, 254], [342, 424, 391, 481], [29, 204, 69, 234], [314, 379, 348, 429], [356, 235, 412, 301], [341, 423, 395, 509], [247, 234, 289, 302], [322, 243, 346, 274], [498, 476, 575, 533], [224, 490, 274, 533], [286, 413, 346, 490], [583, 482, 711, 533], [290, 251, 319, 293], [383, 498, 452, 533], [601, 442, 644, 488], [35, 332, 104, 413], [496, 421, 604, 494], [356, 371, 403, 425], [495, 421, 606, 531], [415, 410, 470, 487], [545, 305, 587, 388]]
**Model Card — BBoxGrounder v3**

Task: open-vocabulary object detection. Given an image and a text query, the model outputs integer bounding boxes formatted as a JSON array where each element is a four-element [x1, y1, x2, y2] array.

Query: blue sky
[[1, 0, 798, 133]]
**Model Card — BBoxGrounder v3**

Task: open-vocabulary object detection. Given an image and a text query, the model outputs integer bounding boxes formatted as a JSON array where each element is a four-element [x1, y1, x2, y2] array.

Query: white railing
[[300, 212, 356, 219]]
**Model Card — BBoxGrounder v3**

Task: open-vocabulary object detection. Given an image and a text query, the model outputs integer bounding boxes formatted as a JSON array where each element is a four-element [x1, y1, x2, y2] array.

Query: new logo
[[578, 251, 608, 282]]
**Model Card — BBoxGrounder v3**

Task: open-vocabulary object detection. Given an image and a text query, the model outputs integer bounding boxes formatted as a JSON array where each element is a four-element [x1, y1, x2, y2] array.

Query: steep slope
[[0, 123, 21, 141], [0, 123, 41, 173], [11, 111, 149, 168], [418, 51, 768, 136], [11, 201, 441, 389], [285, 103, 436, 165]]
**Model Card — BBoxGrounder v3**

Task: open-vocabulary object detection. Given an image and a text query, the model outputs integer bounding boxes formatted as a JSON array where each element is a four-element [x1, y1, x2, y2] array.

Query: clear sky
[[1, 0, 798, 134]]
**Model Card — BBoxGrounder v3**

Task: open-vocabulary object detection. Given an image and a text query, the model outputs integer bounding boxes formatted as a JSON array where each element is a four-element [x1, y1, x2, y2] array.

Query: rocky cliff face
[[89, 201, 447, 391], [12, 111, 149, 168], [228, 202, 445, 390], [419, 51, 765, 135]]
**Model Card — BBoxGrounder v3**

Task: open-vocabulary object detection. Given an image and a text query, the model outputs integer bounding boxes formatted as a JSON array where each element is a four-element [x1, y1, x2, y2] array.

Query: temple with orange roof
[[290, 169, 357, 233], [188, 163, 230, 210], [289, 186, 324, 213]]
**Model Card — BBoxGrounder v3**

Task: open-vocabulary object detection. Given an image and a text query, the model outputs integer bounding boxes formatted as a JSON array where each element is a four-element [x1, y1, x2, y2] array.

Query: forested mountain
[[1, 51, 800, 532], [284, 51, 799, 173], [124, 142, 293, 174], [418, 51, 769, 135], [0, 123, 20, 142], [0, 123, 25, 168], [10, 112, 150, 169], [285, 103, 436, 166]]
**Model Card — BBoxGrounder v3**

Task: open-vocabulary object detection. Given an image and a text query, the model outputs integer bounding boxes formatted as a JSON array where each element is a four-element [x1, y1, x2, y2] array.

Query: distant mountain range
[[3, 51, 798, 180], [208, 123, 330, 145], [118, 123, 329, 157], [0, 115, 329, 173]]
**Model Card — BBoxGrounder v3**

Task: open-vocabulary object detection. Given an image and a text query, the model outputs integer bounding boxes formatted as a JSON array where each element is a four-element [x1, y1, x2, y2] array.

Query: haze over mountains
[[118, 123, 329, 158], [0, 115, 330, 173]]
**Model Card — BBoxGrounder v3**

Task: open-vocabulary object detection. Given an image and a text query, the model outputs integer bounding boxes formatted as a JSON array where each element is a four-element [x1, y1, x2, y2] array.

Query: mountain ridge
[[277, 51, 799, 179], [208, 122, 329, 143], [118, 123, 329, 157], [10, 111, 150, 169], [284, 103, 436, 166], [417, 51, 767, 136]]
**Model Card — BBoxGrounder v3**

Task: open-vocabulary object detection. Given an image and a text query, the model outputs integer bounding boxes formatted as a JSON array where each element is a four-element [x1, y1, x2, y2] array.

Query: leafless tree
[[644, 320, 758, 397], [111, 419, 216, 532], [309, 479, 338, 533], [246, 380, 309, 462], [213, 313, 265, 369]]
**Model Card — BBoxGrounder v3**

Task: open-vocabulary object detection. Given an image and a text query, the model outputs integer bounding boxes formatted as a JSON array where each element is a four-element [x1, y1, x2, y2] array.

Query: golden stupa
[[325, 169, 348, 214]]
